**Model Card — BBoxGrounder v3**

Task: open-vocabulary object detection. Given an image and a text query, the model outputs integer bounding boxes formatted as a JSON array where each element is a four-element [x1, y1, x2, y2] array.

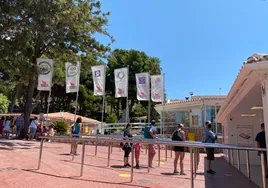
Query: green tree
[[106, 113, 117, 123], [1, 0, 113, 137], [106, 49, 162, 120], [0, 94, 10, 113]]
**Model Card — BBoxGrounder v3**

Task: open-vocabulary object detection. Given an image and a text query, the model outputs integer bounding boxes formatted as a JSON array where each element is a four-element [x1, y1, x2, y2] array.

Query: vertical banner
[[114, 67, 128, 98], [91, 65, 106, 96], [37, 58, 54, 91], [66, 62, 80, 93], [135, 73, 150, 101], [151, 75, 164, 102]]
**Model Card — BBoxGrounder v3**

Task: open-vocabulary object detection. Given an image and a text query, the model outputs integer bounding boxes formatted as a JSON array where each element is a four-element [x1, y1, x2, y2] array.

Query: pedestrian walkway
[[0, 140, 260, 188]]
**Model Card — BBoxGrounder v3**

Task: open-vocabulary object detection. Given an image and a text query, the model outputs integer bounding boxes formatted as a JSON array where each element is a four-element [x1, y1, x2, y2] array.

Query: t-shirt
[[30, 120, 38, 129], [255, 131, 266, 148], [144, 124, 156, 139], [73, 123, 80, 134], [15, 116, 24, 127], [204, 128, 216, 143]]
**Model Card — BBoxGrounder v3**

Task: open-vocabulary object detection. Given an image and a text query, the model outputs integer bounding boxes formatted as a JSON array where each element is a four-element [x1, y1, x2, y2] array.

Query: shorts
[[174, 146, 185, 152], [72, 135, 79, 138], [16, 125, 22, 133], [206, 148, 214, 161]]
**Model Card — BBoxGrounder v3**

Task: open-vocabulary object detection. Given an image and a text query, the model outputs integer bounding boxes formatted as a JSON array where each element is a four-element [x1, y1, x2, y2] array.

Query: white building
[[155, 96, 226, 139], [216, 53, 268, 187]]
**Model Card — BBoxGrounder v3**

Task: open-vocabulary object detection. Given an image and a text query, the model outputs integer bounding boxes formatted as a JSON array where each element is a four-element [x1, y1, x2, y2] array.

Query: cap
[[178, 123, 184, 128], [205, 121, 212, 125]]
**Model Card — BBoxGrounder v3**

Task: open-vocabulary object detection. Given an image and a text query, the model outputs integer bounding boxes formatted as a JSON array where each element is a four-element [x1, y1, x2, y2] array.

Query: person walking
[[144, 120, 157, 168], [70, 117, 82, 155], [3, 116, 11, 139], [15, 113, 24, 138], [255, 123, 268, 178], [29, 117, 38, 140], [172, 123, 186, 175], [122, 123, 133, 167], [204, 121, 217, 175]]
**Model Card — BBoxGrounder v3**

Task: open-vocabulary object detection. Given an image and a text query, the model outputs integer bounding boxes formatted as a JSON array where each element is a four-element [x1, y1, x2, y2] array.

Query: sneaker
[[180, 171, 186, 175], [206, 170, 214, 175], [135, 165, 140, 169], [209, 169, 216, 174], [127, 164, 131, 167], [124, 164, 130, 168], [173, 170, 179, 174], [149, 165, 155, 168]]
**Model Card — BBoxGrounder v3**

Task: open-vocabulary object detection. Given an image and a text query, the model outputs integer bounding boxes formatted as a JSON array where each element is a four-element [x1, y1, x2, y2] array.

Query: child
[[47, 125, 55, 142], [3, 116, 11, 139], [134, 142, 142, 169]]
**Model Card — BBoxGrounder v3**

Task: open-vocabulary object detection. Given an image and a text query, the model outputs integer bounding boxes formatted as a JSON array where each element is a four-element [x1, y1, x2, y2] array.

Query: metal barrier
[[38, 136, 266, 188]]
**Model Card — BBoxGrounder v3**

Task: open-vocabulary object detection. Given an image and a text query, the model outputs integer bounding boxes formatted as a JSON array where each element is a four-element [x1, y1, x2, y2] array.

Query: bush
[[54, 121, 69, 135], [106, 113, 118, 123]]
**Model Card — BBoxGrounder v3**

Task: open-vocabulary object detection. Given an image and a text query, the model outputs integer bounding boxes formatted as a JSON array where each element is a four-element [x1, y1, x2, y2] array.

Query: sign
[[151, 75, 164, 102], [237, 125, 253, 147], [135, 73, 150, 101], [37, 59, 53, 91], [114, 67, 128, 98], [66, 62, 81, 93], [91, 65, 106, 96]]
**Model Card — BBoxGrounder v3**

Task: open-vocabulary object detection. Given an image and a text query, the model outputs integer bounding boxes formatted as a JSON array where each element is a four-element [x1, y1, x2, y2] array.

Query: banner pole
[[73, 62, 81, 123], [46, 90, 51, 127], [162, 73, 165, 135], [148, 74, 151, 124], [74, 91, 79, 122], [126, 65, 129, 123]]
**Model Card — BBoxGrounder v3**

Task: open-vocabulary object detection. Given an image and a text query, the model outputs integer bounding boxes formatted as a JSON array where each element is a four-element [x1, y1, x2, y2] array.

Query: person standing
[[122, 123, 133, 167], [144, 120, 157, 168], [15, 113, 24, 138], [70, 117, 82, 155], [3, 116, 11, 139], [255, 123, 268, 178], [204, 121, 217, 175], [0, 116, 5, 136], [29, 117, 38, 140], [172, 123, 186, 175]]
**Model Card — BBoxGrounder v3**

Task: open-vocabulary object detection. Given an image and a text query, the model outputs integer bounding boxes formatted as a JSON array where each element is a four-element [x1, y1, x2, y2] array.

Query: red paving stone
[[0, 139, 259, 188]]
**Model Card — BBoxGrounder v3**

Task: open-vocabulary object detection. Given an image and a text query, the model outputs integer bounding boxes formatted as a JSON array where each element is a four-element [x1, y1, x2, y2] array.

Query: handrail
[[39, 136, 266, 151]]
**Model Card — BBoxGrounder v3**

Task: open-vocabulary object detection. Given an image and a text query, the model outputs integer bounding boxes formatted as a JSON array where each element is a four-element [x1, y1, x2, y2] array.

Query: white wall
[[223, 114, 263, 165]]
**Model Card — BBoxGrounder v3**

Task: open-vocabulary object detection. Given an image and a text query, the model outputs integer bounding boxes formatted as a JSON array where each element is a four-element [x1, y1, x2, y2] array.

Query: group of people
[[0, 114, 55, 140], [120, 120, 218, 176]]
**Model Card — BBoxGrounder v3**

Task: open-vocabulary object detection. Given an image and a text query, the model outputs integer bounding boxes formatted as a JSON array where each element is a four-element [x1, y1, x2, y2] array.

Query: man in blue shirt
[[204, 121, 217, 175], [255, 123, 267, 178]]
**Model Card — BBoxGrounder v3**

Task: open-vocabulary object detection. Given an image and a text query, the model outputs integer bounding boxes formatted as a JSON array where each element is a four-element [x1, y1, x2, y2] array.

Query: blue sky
[[97, 0, 268, 100]]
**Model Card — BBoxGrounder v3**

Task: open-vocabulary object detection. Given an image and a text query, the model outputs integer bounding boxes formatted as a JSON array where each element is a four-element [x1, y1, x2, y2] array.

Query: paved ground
[[0, 139, 260, 188]]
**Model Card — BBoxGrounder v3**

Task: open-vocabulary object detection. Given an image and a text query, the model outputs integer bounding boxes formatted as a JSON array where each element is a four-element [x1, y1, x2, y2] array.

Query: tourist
[[122, 123, 133, 167], [15, 113, 24, 138], [204, 121, 217, 175], [29, 117, 38, 140], [3, 116, 11, 139], [144, 120, 157, 168], [47, 124, 55, 142], [172, 123, 186, 175], [134, 141, 142, 169], [0, 116, 5, 136], [255, 123, 267, 178], [70, 117, 82, 155]]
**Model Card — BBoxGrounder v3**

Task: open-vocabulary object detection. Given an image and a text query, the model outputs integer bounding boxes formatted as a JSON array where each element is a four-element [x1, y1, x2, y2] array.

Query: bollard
[[246, 150, 250, 181], [170, 147, 172, 158], [228, 149, 231, 164], [194, 148, 197, 177], [80, 142, 86, 177], [190, 147, 194, 188], [130, 144, 134, 182], [231, 149, 234, 166], [261, 152, 266, 188], [37, 139, 44, 170]]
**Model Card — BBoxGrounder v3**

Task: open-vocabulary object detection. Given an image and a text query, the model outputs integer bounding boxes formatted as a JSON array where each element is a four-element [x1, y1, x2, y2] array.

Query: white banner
[[114, 67, 128, 98], [91, 65, 106, 96], [66, 62, 80, 93], [135, 73, 150, 101], [151, 75, 164, 102], [37, 58, 53, 91]]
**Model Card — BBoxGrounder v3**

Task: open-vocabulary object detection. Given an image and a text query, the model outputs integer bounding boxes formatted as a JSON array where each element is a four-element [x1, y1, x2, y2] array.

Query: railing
[[38, 136, 266, 188]]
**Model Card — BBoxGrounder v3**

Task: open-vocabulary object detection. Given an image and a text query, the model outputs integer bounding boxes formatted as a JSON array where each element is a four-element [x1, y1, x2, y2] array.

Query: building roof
[[156, 96, 226, 107], [216, 53, 268, 122], [47, 112, 101, 124]]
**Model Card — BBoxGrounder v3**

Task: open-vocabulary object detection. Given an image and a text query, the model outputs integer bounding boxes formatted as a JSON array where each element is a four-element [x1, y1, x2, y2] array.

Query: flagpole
[[73, 62, 81, 123], [126, 65, 129, 123], [161, 73, 165, 135], [46, 90, 51, 127], [148, 74, 151, 125]]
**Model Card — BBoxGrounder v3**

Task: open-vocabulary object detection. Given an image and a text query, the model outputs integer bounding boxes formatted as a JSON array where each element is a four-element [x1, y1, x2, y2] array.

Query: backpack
[[172, 130, 183, 141], [144, 125, 152, 139]]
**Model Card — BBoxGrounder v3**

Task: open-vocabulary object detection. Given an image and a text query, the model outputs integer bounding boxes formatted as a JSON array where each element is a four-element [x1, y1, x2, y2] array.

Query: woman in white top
[[29, 117, 38, 140], [3, 116, 11, 139]]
